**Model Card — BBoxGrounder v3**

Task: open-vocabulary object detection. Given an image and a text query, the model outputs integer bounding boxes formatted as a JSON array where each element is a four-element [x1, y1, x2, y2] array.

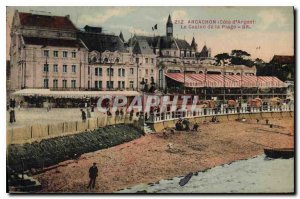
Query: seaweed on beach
[[7, 124, 144, 173]]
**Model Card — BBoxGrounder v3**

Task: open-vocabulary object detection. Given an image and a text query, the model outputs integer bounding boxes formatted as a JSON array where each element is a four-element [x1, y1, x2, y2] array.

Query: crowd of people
[[175, 118, 200, 132]]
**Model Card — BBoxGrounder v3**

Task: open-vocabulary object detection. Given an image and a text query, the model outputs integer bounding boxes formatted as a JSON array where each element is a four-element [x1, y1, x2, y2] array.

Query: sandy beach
[[34, 117, 294, 193]]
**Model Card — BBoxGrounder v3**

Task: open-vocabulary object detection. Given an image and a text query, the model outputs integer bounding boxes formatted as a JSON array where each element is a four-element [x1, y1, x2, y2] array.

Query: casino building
[[9, 10, 287, 106]]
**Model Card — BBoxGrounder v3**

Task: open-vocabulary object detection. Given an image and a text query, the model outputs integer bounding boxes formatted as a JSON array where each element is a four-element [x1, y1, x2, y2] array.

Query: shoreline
[[117, 155, 294, 193], [33, 117, 294, 193]]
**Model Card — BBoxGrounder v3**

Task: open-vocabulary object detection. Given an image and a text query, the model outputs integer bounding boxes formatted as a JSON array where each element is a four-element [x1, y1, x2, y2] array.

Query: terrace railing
[[145, 104, 294, 123]]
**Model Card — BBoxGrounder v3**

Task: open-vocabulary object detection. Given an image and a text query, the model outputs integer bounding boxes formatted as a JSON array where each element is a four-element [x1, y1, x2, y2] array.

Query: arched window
[[93, 57, 97, 63], [104, 58, 108, 63]]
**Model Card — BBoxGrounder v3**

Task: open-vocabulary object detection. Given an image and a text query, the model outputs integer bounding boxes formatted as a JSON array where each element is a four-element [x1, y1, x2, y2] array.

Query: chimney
[[65, 15, 70, 19]]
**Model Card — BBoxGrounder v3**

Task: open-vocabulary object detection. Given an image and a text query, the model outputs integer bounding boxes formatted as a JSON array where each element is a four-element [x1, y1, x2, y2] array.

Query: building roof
[[175, 38, 192, 50], [18, 12, 78, 31], [270, 55, 294, 65], [129, 35, 193, 51], [132, 39, 154, 55], [166, 73, 286, 88], [78, 31, 126, 52], [23, 36, 85, 48]]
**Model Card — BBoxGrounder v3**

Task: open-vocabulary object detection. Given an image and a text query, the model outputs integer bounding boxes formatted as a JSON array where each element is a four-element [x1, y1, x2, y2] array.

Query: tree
[[214, 53, 230, 66], [230, 50, 253, 67], [231, 49, 251, 58]]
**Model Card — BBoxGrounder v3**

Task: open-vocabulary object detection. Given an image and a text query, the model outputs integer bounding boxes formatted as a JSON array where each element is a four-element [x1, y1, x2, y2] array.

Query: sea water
[[117, 155, 294, 193]]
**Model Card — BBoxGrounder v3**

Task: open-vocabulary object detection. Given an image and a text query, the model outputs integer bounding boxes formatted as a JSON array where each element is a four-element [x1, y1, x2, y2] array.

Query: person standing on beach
[[87, 162, 98, 189]]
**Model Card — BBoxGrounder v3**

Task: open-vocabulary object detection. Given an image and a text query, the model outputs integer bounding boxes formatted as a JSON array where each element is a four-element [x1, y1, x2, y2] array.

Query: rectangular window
[[88, 66, 90, 75], [53, 64, 58, 73], [181, 51, 184, 57], [44, 79, 49, 88], [122, 81, 125, 88], [71, 80, 76, 88], [53, 51, 58, 57], [122, 69, 125, 77], [151, 58, 154, 64], [63, 51, 68, 58], [151, 69, 154, 74], [43, 64, 49, 72], [72, 52, 76, 58], [166, 51, 169, 55], [95, 68, 98, 76], [118, 81, 121, 89], [44, 50, 49, 57], [88, 80, 90, 89], [145, 69, 148, 75], [62, 80, 67, 88], [129, 81, 134, 89], [136, 58, 139, 64], [106, 81, 113, 89], [118, 68, 121, 77], [72, 65, 76, 73], [130, 68, 134, 75], [53, 79, 58, 88], [63, 65, 67, 73], [145, 58, 148, 64], [107, 68, 113, 76]]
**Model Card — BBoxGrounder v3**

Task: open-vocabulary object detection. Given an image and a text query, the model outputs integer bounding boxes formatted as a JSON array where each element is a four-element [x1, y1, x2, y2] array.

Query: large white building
[[9, 10, 256, 95]]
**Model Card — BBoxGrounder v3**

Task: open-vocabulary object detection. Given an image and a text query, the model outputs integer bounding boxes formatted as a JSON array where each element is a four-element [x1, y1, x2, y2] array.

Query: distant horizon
[[6, 6, 294, 62]]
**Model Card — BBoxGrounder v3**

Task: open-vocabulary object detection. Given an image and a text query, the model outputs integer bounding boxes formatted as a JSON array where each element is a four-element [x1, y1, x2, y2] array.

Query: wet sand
[[34, 117, 294, 193]]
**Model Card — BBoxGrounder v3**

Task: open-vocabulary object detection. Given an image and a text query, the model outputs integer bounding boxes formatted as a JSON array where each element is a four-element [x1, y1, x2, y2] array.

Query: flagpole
[[204, 69, 207, 100], [223, 66, 226, 102]]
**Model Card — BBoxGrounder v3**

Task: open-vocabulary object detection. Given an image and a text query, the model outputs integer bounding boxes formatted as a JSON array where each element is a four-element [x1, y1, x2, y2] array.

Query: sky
[[6, 6, 294, 61]]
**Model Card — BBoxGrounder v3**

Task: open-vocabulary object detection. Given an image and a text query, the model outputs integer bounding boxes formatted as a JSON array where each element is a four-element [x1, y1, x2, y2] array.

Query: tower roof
[[167, 14, 172, 24], [119, 31, 125, 42], [191, 36, 198, 51]]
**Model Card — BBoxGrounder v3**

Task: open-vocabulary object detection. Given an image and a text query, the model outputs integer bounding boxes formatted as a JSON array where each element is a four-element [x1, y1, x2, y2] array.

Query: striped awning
[[165, 73, 286, 88]]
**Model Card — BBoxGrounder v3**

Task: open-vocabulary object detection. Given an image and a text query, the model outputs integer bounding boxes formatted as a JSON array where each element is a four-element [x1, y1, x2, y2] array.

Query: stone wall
[[7, 116, 137, 145], [7, 124, 144, 173]]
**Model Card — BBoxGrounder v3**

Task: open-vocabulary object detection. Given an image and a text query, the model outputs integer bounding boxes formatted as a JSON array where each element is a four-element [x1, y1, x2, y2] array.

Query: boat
[[264, 148, 294, 159]]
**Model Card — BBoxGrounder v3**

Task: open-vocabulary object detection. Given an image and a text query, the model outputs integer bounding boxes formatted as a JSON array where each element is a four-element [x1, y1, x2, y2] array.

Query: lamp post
[[204, 68, 207, 100], [140, 78, 146, 117], [45, 55, 49, 89], [107, 54, 116, 91], [135, 54, 140, 91], [223, 66, 226, 103], [183, 66, 186, 94]]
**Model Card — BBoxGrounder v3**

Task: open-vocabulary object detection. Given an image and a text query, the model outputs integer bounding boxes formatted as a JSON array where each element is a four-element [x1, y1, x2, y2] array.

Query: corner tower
[[166, 14, 173, 37]]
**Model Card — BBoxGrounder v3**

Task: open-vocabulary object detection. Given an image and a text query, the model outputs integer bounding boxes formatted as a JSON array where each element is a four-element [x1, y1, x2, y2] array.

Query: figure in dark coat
[[87, 162, 98, 189], [81, 109, 86, 121], [9, 109, 16, 123]]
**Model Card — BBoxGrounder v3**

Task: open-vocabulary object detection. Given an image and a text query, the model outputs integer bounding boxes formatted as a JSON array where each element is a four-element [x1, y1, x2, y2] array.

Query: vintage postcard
[[6, 6, 294, 193]]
